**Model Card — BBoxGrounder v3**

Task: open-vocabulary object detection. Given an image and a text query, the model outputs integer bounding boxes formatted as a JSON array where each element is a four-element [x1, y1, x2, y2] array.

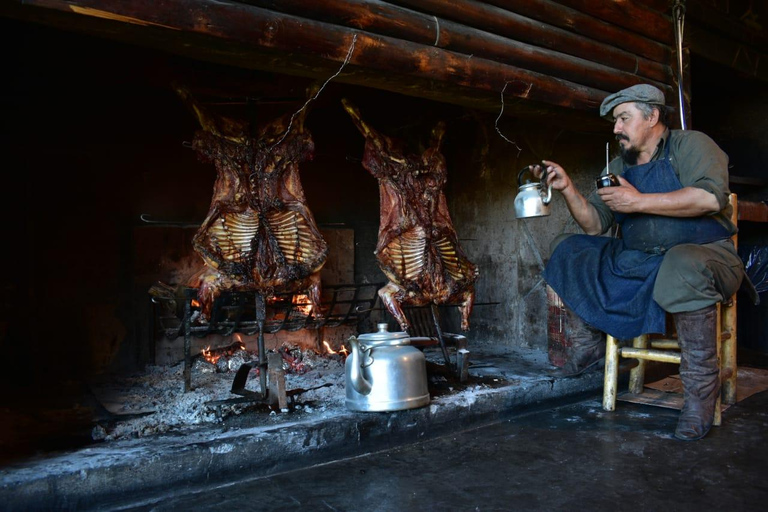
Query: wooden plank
[[738, 200, 768, 223]]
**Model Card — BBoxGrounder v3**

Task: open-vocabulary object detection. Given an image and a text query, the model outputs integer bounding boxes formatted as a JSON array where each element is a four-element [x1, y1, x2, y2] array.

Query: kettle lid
[[357, 323, 410, 346]]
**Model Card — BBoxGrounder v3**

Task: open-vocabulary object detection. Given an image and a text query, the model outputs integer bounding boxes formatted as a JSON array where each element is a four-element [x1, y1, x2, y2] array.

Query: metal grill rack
[[151, 283, 382, 394]]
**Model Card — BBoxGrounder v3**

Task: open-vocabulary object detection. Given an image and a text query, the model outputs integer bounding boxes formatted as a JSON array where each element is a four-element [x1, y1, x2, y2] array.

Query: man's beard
[[617, 135, 640, 165], [620, 145, 641, 165]]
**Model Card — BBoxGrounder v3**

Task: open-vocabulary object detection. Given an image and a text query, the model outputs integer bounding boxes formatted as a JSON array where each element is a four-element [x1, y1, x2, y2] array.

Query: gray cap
[[599, 84, 666, 120]]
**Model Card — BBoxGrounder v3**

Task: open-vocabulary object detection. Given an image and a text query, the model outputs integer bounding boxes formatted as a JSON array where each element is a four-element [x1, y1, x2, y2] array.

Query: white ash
[[93, 348, 347, 442]]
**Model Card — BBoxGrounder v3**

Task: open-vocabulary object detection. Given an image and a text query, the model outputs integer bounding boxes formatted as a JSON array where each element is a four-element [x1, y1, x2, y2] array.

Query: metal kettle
[[345, 323, 430, 412], [514, 165, 553, 218]]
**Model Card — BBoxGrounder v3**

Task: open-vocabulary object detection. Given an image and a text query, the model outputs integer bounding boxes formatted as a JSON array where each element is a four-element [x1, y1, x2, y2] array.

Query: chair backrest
[[728, 193, 738, 249]]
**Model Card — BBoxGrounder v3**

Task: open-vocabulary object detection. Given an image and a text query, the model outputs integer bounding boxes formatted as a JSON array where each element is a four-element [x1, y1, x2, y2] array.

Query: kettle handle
[[517, 165, 534, 186], [542, 181, 553, 205]]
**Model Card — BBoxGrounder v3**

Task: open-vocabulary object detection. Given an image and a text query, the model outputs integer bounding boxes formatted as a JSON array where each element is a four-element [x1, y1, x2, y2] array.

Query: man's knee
[[653, 244, 740, 312]]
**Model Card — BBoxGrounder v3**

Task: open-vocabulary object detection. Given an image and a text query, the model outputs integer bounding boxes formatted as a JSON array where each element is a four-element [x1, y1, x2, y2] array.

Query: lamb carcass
[[342, 99, 478, 331], [179, 89, 328, 320]]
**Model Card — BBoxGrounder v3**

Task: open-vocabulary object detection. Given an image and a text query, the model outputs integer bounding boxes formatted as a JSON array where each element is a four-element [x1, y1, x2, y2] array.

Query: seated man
[[533, 84, 757, 441]]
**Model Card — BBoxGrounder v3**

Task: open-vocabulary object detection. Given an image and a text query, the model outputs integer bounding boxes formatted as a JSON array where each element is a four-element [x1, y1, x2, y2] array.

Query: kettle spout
[[348, 336, 372, 395]]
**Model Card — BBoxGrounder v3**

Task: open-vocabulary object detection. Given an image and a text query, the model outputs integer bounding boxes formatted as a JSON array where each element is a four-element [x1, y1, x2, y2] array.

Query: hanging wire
[[673, 0, 688, 130]]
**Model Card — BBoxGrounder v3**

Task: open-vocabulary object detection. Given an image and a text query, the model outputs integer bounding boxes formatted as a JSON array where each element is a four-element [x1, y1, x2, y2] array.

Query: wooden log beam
[[244, 0, 672, 95], [686, 0, 768, 50], [683, 1, 768, 82], [552, 0, 675, 46], [738, 200, 768, 224], [686, 23, 768, 82], [1, 0, 609, 115], [481, 0, 672, 65], [386, 0, 672, 83]]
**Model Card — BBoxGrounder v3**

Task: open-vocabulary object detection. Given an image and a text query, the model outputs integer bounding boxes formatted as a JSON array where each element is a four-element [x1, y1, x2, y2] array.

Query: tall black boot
[[560, 308, 606, 376], [673, 305, 720, 441]]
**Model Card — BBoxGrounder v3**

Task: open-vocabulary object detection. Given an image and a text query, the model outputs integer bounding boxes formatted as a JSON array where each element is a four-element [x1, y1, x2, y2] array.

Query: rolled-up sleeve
[[672, 131, 730, 210]]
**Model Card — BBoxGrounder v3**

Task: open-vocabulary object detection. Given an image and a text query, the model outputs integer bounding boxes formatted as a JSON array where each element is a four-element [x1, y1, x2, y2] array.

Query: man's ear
[[650, 107, 661, 127]]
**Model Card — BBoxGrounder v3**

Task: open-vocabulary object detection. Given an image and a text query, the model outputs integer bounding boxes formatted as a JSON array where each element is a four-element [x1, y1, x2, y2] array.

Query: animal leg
[[458, 288, 476, 331], [378, 281, 410, 332], [306, 272, 324, 320]]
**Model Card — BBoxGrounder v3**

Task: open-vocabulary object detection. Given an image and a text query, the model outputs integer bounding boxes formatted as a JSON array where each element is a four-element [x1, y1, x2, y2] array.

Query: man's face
[[611, 102, 656, 165]]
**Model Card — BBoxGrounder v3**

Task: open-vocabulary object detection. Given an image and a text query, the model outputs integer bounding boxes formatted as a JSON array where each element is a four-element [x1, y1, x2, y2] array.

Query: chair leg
[[714, 304, 723, 427], [628, 335, 648, 394], [721, 299, 738, 405], [603, 335, 620, 411]]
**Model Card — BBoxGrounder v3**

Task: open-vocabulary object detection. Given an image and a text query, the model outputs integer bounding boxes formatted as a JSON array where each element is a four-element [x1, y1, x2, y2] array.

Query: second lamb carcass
[[179, 89, 328, 320], [342, 99, 478, 332]]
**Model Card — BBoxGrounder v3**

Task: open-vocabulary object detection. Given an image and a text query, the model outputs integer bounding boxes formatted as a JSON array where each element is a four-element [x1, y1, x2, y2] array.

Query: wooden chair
[[602, 194, 739, 425]]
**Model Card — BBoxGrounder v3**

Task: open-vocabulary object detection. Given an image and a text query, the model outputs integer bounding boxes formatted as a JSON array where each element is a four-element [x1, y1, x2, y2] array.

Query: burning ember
[[198, 335, 248, 370], [292, 294, 314, 316]]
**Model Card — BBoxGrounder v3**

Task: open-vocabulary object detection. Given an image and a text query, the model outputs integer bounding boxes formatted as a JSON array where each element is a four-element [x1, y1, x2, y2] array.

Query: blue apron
[[543, 136, 731, 339]]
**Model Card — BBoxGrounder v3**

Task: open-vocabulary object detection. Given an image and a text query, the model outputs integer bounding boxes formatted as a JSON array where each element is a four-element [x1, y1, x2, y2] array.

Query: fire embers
[[342, 100, 478, 331], [179, 89, 328, 320]]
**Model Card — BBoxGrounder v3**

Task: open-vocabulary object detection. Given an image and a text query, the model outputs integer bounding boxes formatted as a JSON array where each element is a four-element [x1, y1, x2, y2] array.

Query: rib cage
[[180, 90, 328, 320], [343, 99, 478, 332], [435, 235, 467, 282], [267, 209, 319, 266], [380, 227, 427, 281], [209, 210, 260, 262]]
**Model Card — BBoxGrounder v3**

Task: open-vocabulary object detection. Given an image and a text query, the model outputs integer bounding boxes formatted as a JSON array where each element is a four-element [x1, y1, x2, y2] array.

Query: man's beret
[[599, 84, 666, 121]]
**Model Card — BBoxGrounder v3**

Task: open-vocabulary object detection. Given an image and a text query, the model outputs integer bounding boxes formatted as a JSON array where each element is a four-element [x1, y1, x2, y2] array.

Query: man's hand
[[529, 159, 603, 234], [531, 160, 573, 194], [597, 175, 641, 213]]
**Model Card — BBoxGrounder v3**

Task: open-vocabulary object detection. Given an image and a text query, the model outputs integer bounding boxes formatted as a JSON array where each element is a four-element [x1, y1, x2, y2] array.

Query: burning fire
[[323, 340, 348, 358], [201, 345, 219, 364], [292, 294, 314, 316], [191, 299, 201, 308], [200, 334, 246, 364]]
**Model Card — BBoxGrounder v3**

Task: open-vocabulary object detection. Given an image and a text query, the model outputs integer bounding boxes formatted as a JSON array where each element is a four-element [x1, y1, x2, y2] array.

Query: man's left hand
[[597, 175, 641, 213]]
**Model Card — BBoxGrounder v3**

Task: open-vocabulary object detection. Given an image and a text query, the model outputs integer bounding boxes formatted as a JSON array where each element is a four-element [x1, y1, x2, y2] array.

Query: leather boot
[[559, 308, 606, 377], [673, 305, 720, 441]]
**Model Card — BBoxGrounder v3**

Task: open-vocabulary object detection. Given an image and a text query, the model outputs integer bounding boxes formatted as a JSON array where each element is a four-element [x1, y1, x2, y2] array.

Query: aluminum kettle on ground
[[345, 323, 430, 412], [514, 165, 553, 218]]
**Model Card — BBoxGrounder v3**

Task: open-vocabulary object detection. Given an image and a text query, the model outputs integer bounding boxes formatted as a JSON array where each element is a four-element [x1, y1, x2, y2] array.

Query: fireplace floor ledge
[[0, 344, 603, 511]]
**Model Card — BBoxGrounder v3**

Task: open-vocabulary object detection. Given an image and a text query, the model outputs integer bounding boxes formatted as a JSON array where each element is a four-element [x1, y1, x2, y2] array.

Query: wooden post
[[628, 335, 649, 395], [603, 335, 620, 411]]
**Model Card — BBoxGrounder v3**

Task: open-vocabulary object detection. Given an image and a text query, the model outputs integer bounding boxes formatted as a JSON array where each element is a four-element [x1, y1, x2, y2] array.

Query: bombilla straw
[[605, 142, 610, 173]]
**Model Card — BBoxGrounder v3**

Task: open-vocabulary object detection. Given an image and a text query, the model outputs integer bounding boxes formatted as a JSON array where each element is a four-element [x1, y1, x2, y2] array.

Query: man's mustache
[[616, 134, 630, 142]]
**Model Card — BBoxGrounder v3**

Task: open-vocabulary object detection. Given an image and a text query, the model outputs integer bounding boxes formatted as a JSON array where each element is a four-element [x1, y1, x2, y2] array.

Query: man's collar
[[651, 128, 671, 160]]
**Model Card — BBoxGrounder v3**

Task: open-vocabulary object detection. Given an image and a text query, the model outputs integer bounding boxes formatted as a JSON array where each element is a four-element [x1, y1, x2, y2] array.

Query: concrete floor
[[105, 388, 768, 512]]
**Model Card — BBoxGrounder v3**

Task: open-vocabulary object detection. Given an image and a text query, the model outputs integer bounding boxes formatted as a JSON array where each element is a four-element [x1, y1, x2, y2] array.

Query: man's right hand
[[529, 160, 603, 235]]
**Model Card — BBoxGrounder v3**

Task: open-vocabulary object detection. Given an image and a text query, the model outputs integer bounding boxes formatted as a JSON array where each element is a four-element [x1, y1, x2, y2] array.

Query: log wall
[[1, 0, 679, 124]]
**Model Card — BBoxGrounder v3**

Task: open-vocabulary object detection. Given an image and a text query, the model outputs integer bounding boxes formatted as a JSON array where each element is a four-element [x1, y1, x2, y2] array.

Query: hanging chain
[[673, 0, 687, 130]]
